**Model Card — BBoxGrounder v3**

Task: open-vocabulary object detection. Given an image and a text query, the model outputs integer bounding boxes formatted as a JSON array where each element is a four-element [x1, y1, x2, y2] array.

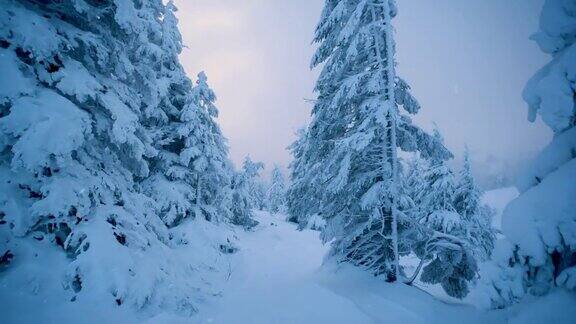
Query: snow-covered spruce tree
[[454, 148, 495, 260], [402, 154, 428, 208], [139, 0, 197, 228], [477, 0, 576, 308], [302, 0, 451, 282], [143, 69, 232, 226], [286, 127, 321, 226], [267, 165, 287, 213], [0, 0, 230, 315], [241, 156, 267, 211], [185, 73, 233, 222], [400, 132, 483, 298], [228, 169, 259, 229], [412, 148, 477, 298]]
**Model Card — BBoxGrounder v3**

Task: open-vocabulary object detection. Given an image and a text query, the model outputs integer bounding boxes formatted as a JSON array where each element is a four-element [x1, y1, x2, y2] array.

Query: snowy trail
[[195, 211, 374, 324], [193, 211, 501, 324]]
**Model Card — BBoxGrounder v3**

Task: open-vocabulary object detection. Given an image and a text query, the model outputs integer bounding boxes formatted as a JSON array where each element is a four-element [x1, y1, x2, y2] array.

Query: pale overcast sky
[[174, 0, 551, 171]]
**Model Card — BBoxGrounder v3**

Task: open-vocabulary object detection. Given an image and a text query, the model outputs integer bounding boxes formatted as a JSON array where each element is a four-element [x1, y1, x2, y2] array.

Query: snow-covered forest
[[0, 0, 574, 323]]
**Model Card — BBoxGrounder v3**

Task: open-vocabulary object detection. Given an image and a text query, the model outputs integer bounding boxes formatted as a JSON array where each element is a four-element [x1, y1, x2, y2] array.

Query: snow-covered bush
[[477, 0, 576, 308]]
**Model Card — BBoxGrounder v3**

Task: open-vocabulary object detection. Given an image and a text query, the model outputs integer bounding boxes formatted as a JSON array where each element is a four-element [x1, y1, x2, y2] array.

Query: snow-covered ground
[[192, 211, 496, 324], [193, 208, 574, 324], [3, 202, 574, 323], [482, 187, 519, 230]]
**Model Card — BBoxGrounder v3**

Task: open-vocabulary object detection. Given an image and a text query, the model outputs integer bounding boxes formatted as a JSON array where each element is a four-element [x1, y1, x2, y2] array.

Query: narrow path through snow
[[193, 211, 502, 324], [195, 211, 374, 324]]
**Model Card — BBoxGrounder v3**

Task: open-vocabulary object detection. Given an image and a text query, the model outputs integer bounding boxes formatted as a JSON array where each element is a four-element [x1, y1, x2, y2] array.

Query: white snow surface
[[3, 209, 574, 323], [196, 211, 574, 324], [481, 187, 519, 230], [193, 211, 492, 324]]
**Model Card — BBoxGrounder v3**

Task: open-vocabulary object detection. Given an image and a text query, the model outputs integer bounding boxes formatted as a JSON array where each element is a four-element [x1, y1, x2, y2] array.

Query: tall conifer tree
[[290, 0, 451, 281]]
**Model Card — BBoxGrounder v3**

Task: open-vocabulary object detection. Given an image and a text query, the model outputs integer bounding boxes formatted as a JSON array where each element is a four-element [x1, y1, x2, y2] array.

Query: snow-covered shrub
[[477, 0, 576, 308]]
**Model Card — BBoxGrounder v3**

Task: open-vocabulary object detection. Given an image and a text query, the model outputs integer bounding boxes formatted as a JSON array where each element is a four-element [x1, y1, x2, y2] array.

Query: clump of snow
[[503, 159, 576, 268], [523, 0, 576, 132], [305, 213, 327, 231], [516, 127, 576, 192]]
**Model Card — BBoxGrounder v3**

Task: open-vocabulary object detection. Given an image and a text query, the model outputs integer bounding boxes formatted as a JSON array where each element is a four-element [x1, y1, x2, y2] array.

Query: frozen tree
[[454, 148, 481, 218], [413, 158, 477, 298], [183, 73, 232, 223], [401, 135, 480, 298], [0, 0, 234, 315], [146, 71, 232, 226], [228, 170, 258, 229], [403, 154, 429, 208], [477, 0, 576, 308], [286, 127, 322, 225], [292, 0, 451, 282], [267, 165, 287, 213], [140, 2, 231, 227], [454, 148, 496, 260], [240, 156, 266, 210]]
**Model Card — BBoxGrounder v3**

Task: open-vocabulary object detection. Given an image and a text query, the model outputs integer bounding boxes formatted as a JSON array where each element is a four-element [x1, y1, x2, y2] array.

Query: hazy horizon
[[174, 0, 551, 172]]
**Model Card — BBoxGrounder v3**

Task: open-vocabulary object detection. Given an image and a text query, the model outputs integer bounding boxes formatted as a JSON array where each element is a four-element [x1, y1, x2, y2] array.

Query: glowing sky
[[174, 0, 551, 171]]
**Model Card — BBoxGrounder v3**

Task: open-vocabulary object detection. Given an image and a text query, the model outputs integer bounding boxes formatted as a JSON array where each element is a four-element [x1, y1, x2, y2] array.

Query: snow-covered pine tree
[[404, 132, 478, 298], [138, 1, 232, 229], [414, 154, 477, 298], [477, 0, 576, 308], [143, 69, 232, 226], [454, 148, 496, 260], [403, 154, 428, 209], [241, 156, 267, 210], [286, 127, 323, 226], [301, 0, 451, 282], [267, 165, 287, 213], [228, 169, 259, 229], [140, 1, 201, 228], [185, 72, 233, 222], [0, 0, 233, 314]]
